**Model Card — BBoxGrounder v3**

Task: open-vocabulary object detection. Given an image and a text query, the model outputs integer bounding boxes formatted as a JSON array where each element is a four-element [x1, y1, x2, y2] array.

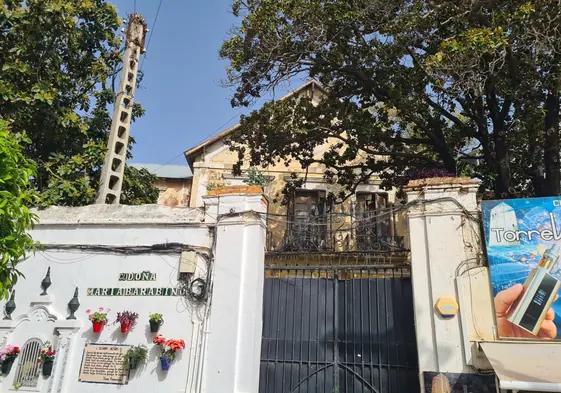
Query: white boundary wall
[[0, 194, 267, 393]]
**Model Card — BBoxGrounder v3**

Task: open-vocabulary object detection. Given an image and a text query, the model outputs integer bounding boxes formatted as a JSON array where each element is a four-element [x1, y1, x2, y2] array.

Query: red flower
[[165, 338, 186, 352], [41, 349, 46, 354], [47, 352, 54, 356], [13, 347, 19, 352], [36, 359, 41, 363], [153, 335, 166, 345]]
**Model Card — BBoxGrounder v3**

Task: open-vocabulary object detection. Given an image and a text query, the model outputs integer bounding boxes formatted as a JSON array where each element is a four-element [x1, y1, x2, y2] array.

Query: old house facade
[[183, 80, 407, 256], [129, 163, 192, 207]]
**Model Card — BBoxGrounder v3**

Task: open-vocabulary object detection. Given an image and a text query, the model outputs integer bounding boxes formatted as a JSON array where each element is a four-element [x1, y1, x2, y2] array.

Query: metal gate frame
[[259, 262, 420, 393]]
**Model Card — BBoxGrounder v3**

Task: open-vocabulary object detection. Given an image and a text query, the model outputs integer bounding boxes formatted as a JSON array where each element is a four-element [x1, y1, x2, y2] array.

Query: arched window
[[14, 338, 43, 388]]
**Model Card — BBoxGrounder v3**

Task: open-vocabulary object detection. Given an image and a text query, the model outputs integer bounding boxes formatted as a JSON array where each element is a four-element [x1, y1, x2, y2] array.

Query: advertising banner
[[482, 197, 561, 339]]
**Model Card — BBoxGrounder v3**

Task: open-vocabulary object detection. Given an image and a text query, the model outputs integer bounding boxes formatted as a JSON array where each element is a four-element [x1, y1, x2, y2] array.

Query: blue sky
[[111, 0, 296, 167]]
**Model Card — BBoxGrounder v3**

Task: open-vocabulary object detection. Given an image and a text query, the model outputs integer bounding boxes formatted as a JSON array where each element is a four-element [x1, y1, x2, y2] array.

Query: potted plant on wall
[[0, 345, 20, 375], [115, 311, 138, 334], [148, 313, 163, 333], [124, 345, 148, 370], [86, 307, 110, 333], [37, 342, 56, 376], [153, 334, 185, 371]]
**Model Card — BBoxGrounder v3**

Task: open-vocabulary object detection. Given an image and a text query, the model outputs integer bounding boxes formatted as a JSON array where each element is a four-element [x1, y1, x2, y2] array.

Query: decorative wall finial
[[67, 288, 80, 320], [40, 267, 51, 296], [4, 290, 16, 320]]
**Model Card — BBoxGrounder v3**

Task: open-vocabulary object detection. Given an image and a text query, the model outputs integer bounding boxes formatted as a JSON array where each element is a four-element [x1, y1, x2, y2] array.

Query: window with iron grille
[[14, 338, 43, 388], [286, 189, 328, 251], [355, 192, 391, 250]]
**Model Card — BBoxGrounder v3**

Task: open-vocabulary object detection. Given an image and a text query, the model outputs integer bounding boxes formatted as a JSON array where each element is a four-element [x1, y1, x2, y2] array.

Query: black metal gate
[[259, 263, 419, 393]]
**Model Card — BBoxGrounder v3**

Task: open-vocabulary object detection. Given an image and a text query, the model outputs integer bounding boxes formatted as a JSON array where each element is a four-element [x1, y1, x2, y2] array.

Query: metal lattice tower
[[96, 14, 148, 204]]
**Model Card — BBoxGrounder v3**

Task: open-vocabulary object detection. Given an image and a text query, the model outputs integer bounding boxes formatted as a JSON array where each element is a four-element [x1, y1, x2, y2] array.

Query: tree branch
[[326, 133, 442, 166]]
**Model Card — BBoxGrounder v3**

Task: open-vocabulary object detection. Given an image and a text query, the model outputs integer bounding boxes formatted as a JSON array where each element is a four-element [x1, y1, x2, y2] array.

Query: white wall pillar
[[202, 192, 268, 393], [49, 323, 80, 393], [406, 178, 481, 390]]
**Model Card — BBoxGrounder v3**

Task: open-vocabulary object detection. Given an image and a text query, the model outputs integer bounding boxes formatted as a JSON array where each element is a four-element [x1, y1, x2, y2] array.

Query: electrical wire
[[192, 111, 242, 147], [148, 111, 243, 176], [38, 243, 203, 255], [140, 0, 163, 71], [38, 251, 96, 265], [202, 196, 480, 229]]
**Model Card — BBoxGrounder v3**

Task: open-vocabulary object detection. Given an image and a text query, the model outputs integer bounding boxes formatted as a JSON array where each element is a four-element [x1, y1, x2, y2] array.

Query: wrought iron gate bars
[[260, 263, 419, 393]]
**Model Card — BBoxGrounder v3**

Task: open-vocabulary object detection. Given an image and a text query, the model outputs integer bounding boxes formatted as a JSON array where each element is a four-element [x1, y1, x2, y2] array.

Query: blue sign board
[[482, 197, 561, 339]]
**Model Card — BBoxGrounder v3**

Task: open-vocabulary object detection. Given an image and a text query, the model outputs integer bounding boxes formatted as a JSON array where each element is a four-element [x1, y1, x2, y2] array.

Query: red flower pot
[[92, 321, 104, 333], [120, 321, 132, 334]]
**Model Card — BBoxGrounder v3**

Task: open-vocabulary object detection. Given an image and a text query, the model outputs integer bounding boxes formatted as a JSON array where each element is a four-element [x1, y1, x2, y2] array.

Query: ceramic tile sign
[[423, 372, 496, 393], [119, 271, 156, 281], [78, 344, 131, 385], [87, 271, 188, 296]]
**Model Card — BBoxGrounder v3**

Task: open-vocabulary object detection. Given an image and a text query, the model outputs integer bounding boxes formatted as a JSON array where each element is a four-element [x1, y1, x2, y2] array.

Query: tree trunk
[[517, 100, 546, 196], [529, 127, 545, 196], [486, 87, 512, 198], [493, 125, 512, 198], [544, 91, 560, 196]]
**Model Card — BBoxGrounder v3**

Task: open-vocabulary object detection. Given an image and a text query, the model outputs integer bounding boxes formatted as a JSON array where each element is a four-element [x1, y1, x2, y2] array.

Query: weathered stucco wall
[[155, 178, 191, 207], [0, 199, 267, 393], [189, 138, 406, 253]]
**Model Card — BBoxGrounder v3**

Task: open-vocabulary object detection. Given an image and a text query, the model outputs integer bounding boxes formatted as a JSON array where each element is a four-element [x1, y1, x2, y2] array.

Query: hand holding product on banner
[[482, 197, 561, 339]]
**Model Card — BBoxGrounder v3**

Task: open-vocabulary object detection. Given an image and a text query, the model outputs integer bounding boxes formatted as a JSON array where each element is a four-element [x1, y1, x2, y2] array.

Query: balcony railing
[[266, 205, 407, 254]]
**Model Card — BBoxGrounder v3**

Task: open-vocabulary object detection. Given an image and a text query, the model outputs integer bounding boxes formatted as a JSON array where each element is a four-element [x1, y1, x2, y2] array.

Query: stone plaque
[[78, 344, 131, 385]]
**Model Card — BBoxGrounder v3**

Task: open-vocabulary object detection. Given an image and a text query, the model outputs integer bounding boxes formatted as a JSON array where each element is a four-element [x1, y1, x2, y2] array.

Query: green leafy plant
[[0, 120, 37, 299], [86, 308, 110, 324], [149, 313, 163, 323], [0, 1, 158, 207], [206, 179, 226, 191], [221, 0, 561, 199], [124, 345, 148, 368], [243, 167, 269, 188]]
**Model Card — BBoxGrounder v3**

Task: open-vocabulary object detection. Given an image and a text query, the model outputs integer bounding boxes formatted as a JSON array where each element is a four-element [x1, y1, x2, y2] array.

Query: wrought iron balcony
[[266, 206, 407, 254]]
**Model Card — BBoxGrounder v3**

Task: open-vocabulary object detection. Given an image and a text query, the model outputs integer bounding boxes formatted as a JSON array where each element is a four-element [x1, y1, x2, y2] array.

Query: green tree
[[0, 0, 157, 206], [221, 0, 561, 200], [0, 119, 37, 298]]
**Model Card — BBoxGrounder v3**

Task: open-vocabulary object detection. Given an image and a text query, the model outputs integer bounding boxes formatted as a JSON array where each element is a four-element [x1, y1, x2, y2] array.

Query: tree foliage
[[221, 0, 561, 200], [0, 119, 36, 298], [0, 0, 158, 206]]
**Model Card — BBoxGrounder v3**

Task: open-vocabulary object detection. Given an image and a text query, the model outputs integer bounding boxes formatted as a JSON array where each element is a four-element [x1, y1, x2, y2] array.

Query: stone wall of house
[[189, 139, 406, 254], [155, 178, 191, 207]]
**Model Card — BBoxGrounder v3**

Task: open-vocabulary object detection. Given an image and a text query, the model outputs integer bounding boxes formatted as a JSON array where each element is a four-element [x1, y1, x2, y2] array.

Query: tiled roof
[[128, 163, 193, 179]]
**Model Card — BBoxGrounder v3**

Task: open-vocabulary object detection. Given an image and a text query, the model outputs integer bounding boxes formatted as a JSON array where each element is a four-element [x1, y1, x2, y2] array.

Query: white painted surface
[[406, 181, 482, 391], [482, 341, 561, 392], [405, 180, 561, 393], [202, 193, 267, 393], [0, 199, 267, 393]]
